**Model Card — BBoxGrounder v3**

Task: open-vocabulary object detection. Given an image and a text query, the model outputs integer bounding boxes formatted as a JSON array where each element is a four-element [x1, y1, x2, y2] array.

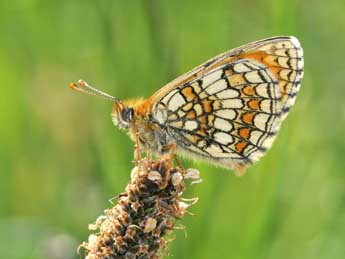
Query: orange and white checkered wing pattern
[[150, 36, 303, 172]]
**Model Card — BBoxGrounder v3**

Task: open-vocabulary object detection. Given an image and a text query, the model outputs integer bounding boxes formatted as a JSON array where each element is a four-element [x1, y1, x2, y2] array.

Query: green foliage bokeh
[[0, 1, 345, 258]]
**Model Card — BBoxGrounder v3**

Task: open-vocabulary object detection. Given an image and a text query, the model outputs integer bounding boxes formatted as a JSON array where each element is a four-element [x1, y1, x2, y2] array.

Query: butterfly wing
[[150, 36, 304, 174]]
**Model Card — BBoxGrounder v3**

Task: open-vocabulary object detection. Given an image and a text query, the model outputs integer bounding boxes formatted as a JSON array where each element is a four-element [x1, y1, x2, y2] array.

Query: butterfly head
[[111, 101, 134, 129]]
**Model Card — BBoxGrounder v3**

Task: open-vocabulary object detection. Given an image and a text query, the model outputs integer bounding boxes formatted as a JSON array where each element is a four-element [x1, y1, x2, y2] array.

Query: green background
[[1, 0, 344, 258]]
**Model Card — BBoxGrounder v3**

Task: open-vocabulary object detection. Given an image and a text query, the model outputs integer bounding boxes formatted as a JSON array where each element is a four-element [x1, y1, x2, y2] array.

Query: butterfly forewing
[[150, 36, 304, 171]]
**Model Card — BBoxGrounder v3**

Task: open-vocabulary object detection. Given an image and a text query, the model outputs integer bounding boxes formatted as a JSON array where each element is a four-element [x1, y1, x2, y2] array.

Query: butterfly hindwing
[[150, 36, 304, 172]]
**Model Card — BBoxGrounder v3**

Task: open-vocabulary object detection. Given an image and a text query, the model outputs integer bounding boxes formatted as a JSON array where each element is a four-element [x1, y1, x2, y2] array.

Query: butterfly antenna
[[69, 79, 118, 102]]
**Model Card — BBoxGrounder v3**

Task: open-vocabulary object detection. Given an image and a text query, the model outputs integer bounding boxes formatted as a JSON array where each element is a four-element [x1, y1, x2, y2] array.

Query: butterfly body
[[116, 99, 174, 154], [72, 36, 304, 175]]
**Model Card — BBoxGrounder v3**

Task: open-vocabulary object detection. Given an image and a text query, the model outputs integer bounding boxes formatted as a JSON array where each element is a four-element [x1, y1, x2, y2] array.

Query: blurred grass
[[0, 0, 345, 259]]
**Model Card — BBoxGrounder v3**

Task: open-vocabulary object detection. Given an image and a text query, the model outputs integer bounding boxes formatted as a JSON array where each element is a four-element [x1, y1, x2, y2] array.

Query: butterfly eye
[[112, 102, 133, 129], [121, 107, 134, 125]]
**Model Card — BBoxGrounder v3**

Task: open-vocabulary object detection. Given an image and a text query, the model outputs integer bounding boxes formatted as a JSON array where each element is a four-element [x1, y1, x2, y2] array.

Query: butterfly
[[70, 36, 304, 176]]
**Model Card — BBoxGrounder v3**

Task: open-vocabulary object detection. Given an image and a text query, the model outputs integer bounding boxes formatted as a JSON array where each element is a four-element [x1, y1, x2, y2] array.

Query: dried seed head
[[80, 157, 200, 259]]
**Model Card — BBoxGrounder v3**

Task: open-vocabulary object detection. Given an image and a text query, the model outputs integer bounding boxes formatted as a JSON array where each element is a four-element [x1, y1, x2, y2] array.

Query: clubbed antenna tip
[[69, 79, 118, 102]]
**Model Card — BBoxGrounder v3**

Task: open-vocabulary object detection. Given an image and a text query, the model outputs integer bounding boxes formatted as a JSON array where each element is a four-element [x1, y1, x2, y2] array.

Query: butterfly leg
[[156, 142, 180, 188], [133, 128, 142, 164], [162, 142, 176, 169], [161, 142, 185, 172], [174, 156, 185, 171]]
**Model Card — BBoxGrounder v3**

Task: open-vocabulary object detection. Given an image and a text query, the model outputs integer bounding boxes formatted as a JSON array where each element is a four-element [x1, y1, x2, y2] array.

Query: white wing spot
[[222, 99, 243, 109], [177, 110, 185, 117], [262, 135, 275, 149], [161, 89, 178, 104], [216, 89, 239, 99], [260, 99, 272, 113], [297, 58, 304, 70], [202, 69, 223, 88], [277, 57, 290, 68], [205, 144, 228, 158], [214, 132, 233, 145], [194, 103, 203, 116], [255, 83, 270, 98], [290, 36, 302, 49], [280, 69, 291, 81], [169, 93, 186, 111], [205, 79, 227, 95], [190, 81, 202, 94], [245, 71, 263, 83], [233, 63, 251, 73], [253, 113, 270, 131], [275, 49, 288, 56], [153, 107, 167, 124], [184, 120, 198, 131], [249, 130, 263, 145], [215, 109, 237, 120], [170, 121, 183, 128], [214, 118, 233, 131]]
